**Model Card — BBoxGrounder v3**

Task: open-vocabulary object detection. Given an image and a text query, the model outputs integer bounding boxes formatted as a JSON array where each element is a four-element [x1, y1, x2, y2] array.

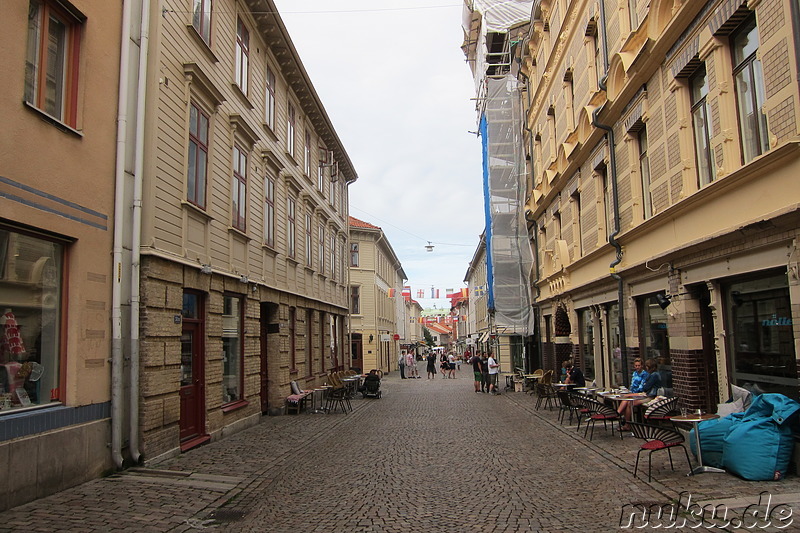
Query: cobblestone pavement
[[1, 369, 799, 532]]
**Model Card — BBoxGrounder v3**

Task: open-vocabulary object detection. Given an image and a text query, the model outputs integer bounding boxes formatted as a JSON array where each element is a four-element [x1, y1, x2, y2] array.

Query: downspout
[[592, 0, 629, 386], [111, 0, 133, 470], [129, 0, 152, 465]]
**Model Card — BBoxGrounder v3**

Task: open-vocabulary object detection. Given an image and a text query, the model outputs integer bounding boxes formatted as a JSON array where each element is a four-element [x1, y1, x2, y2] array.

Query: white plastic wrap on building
[[481, 76, 534, 335]]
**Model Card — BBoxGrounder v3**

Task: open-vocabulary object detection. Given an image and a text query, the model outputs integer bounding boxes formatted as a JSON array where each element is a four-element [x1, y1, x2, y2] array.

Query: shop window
[[726, 272, 797, 398], [24, 0, 83, 128], [0, 227, 63, 412], [638, 294, 671, 376], [222, 294, 243, 404], [606, 302, 623, 386], [578, 308, 595, 380]]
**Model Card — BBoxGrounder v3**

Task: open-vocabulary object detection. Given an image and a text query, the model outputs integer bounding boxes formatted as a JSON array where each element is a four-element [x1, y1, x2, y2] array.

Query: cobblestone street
[[1, 369, 799, 532]]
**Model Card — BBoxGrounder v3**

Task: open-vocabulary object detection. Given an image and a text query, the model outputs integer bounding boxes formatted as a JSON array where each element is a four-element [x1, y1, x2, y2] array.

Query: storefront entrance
[[180, 292, 206, 446]]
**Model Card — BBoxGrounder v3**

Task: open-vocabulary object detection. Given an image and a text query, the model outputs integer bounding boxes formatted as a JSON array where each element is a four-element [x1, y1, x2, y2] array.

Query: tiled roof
[[349, 216, 380, 230]]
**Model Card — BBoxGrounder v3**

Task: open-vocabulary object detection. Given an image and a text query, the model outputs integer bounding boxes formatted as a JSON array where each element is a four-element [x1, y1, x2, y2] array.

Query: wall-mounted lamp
[[239, 274, 249, 284], [655, 293, 671, 309], [368, 334, 374, 343], [251, 283, 258, 293], [200, 264, 212, 275]]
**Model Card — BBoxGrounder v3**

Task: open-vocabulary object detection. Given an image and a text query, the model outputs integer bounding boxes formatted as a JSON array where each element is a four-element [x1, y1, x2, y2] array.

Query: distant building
[[348, 216, 406, 374]]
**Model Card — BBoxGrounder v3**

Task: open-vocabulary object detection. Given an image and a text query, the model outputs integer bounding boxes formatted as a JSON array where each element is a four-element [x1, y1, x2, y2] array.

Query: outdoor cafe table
[[552, 383, 576, 390], [601, 392, 647, 421], [670, 413, 725, 476]]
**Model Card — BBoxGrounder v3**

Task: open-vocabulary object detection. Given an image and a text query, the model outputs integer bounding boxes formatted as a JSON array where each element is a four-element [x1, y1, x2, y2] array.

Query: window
[[350, 286, 360, 314], [304, 130, 312, 176], [350, 243, 359, 267], [305, 212, 312, 267], [24, 0, 82, 127], [264, 175, 275, 247], [732, 16, 769, 163], [265, 66, 275, 129], [599, 165, 613, 240], [606, 303, 623, 386], [638, 294, 671, 369], [235, 17, 249, 95], [192, 0, 212, 44], [571, 189, 582, 256], [0, 227, 63, 410], [638, 128, 652, 219], [232, 145, 247, 231], [593, 31, 603, 89], [329, 174, 335, 205], [318, 224, 325, 272], [287, 196, 296, 259], [289, 307, 296, 370], [690, 65, 715, 187], [317, 157, 325, 191], [628, 0, 639, 31], [222, 294, 243, 404], [306, 309, 313, 376], [578, 309, 595, 380], [187, 102, 209, 208], [329, 233, 336, 280], [287, 103, 296, 156]]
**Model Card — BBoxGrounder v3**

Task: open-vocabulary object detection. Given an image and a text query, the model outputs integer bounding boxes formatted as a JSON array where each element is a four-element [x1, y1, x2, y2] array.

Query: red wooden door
[[179, 322, 204, 440]]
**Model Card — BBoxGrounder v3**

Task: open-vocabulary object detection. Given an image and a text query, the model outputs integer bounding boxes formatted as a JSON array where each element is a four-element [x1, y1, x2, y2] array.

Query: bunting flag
[[417, 289, 425, 298], [461, 288, 469, 297], [445, 288, 454, 297], [388, 288, 395, 297], [402, 285, 412, 295], [430, 288, 440, 298], [473, 285, 486, 296]]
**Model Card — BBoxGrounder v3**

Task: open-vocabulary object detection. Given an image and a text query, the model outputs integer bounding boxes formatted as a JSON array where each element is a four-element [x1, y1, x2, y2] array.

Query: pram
[[361, 375, 382, 399]]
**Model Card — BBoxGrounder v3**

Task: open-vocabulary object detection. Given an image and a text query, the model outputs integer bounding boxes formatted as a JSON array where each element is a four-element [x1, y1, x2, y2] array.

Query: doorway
[[351, 333, 363, 373], [180, 291, 206, 444], [260, 302, 279, 414]]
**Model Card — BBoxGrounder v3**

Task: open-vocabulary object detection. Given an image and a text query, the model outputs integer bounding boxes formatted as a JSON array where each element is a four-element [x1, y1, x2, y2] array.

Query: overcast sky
[[273, 0, 485, 309]]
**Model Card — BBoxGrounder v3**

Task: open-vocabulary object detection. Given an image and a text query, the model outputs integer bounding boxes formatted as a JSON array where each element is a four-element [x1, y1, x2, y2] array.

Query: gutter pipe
[[591, 0, 629, 386], [129, 0, 152, 465], [111, 0, 133, 470]]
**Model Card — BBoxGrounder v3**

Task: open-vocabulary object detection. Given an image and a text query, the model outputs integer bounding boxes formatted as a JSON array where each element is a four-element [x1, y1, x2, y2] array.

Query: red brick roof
[[349, 216, 380, 230]]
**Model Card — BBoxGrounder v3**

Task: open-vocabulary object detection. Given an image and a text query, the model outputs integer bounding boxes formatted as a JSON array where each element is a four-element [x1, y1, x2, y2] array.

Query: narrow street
[[1, 370, 798, 532]]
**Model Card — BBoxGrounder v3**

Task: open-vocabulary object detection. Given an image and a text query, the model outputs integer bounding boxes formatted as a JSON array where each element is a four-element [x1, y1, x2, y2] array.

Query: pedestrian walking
[[439, 353, 449, 379], [447, 352, 456, 379], [406, 350, 419, 379], [480, 351, 489, 392], [469, 351, 483, 392], [426, 351, 437, 379], [398, 351, 406, 379], [487, 351, 500, 395]]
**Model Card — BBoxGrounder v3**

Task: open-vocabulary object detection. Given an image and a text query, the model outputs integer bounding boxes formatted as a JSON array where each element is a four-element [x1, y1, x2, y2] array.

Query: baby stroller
[[361, 374, 382, 399]]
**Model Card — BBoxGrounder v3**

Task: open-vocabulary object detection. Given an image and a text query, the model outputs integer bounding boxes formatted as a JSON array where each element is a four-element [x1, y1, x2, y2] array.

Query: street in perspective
[[1, 370, 798, 532]]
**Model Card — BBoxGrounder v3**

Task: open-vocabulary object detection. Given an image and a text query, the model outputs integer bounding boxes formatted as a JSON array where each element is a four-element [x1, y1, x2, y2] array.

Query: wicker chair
[[628, 421, 691, 482], [583, 398, 623, 441]]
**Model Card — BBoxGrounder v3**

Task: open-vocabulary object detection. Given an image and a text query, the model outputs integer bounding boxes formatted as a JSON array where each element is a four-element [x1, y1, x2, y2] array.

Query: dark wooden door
[[179, 322, 204, 440]]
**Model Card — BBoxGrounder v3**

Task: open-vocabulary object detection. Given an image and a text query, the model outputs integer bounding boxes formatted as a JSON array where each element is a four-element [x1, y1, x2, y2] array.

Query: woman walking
[[426, 351, 437, 379]]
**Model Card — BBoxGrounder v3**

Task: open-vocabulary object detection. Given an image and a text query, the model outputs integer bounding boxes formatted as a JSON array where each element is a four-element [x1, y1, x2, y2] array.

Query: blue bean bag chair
[[722, 394, 800, 481], [689, 412, 745, 468]]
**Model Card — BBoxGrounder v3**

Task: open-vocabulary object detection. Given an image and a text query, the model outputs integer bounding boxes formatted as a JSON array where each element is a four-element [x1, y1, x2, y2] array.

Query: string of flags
[[386, 286, 482, 299]]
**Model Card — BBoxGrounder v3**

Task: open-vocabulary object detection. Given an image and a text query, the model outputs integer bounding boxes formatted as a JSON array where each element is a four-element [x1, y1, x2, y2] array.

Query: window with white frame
[[690, 65, 715, 187], [329, 233, 336, 280], [24, 0, 83, 127], [350, 243, 359, 267], [222, 294, 243, 404], [192, 0, 212, 44], [350, 286, 360, 314], [287, 103, 296, 157], [232, 145, 247, 231], [732, 15, 769, 163], [265, 66, 275, 130], [317, 153, 325, 191], [187, 101, 209, 209], [305, 211, 312, 267], [287, 196, 296, 259], [264, 174, 275, 247], [235, 17, 249, 95]]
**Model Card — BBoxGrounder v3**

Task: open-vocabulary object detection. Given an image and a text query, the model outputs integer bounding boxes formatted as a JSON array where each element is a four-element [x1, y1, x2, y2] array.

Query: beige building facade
[[120, 0, 357, 461], [348, 217, 406, 374], [0, 0, 122, 510], [520, 0, 800, 409]]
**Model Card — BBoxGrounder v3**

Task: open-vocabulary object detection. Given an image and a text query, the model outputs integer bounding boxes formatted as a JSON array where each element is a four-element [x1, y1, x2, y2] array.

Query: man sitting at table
[[564, 360, 586, 387], [618, 358, 661, 430]]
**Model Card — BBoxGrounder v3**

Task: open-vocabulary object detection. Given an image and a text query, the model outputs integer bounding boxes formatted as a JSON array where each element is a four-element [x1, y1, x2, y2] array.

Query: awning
[[478, 332, 489, 343]]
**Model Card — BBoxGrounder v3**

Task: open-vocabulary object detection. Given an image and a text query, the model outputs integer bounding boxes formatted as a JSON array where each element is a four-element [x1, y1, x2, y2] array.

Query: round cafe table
[[671, 413, 725, 475]]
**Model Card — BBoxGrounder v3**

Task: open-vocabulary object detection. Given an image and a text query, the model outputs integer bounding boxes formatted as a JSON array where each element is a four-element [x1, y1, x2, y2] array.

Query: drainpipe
[[111, 0, 134, 471], [129, 0, 152, 465], [591, 0, 629, 386]]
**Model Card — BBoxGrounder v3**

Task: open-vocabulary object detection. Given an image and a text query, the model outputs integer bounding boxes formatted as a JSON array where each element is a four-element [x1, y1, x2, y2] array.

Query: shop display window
[[0, 227, 62, 412], [726, 272, 797, 399], [638, 294, 672, 385], [222, 294, 242, 404]]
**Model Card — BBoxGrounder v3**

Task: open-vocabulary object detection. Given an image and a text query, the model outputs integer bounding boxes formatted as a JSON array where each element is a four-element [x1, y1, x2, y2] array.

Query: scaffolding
[[480, 76, 534, 335]]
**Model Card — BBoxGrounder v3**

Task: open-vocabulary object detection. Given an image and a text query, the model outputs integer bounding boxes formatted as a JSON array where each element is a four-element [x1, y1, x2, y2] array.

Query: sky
[[272, 0, 485, 310]]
